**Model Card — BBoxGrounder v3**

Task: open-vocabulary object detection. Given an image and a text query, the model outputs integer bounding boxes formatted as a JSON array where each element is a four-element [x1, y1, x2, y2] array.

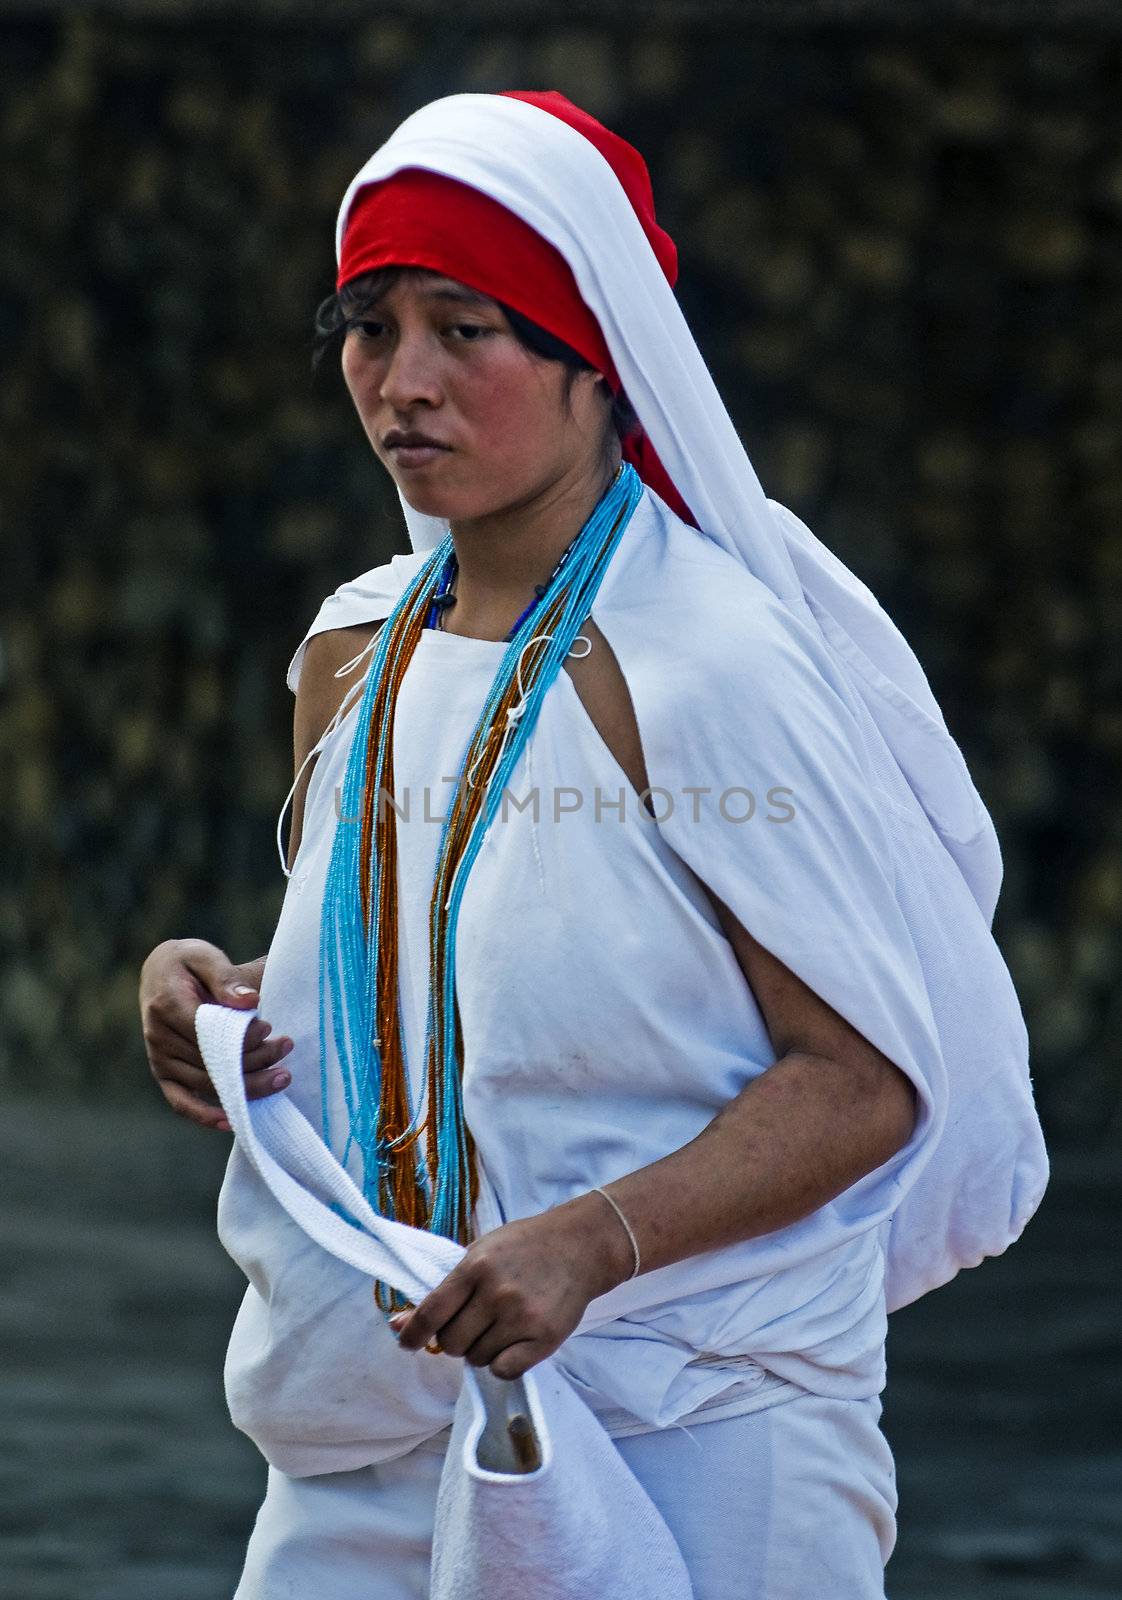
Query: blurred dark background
[[1, 4, 1119, 1597]]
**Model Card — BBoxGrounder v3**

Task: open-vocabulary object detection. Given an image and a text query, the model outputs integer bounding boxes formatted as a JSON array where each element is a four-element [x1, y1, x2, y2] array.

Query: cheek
[[340, 354, 363, 418], [462, 361, 564, 455], [470, 391, 527, 446], [341, 344, 383, 417], [340, 348, 364, 403]]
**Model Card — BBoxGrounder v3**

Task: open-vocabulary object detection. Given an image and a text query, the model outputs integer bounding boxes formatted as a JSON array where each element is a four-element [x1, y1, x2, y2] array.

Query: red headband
[[336, 90, 694, 525]]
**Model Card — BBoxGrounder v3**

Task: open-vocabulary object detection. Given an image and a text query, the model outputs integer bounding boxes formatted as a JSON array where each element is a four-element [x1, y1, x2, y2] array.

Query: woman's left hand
[[386, 1193, 633, 1380]]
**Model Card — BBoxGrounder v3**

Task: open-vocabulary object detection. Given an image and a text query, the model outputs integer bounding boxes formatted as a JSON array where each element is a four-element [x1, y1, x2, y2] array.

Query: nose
[[378, 329, 443, 413]]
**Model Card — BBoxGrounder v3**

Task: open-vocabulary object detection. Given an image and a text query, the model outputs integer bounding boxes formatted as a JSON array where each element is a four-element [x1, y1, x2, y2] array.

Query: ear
[[568, 366, 612, 416], [588, 372, 616, 415]]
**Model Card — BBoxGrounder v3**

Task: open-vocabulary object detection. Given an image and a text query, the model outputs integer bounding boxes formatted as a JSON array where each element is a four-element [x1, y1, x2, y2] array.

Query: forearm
[[567, 1049, 918, 1290], [392, 1046, 916, 1378]]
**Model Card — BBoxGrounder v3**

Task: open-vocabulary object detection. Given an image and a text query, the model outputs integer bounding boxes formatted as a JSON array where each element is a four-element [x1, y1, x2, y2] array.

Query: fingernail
[[272, 1072, 291, 1090], [230, 984, 256, 996], [216, 1119, 231, 1133]]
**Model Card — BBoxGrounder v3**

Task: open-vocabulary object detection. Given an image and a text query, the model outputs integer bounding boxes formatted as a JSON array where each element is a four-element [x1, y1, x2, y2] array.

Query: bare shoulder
[[295, 625, 381, 756], [563, 618, 653, 815], [286, 623, 384, 869]]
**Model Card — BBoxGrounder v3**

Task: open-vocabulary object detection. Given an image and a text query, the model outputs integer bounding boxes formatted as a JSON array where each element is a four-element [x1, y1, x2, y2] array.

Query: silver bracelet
[[589, 1186, 641, 1281]]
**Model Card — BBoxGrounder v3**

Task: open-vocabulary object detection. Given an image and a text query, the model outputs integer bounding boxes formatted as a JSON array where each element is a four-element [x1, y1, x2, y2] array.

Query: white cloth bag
[[196, 1001, 694, 1600]]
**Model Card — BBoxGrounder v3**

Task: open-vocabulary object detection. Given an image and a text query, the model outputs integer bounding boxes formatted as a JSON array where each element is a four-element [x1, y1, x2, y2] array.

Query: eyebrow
[[348, 279, 500, 319], [418, 282, 499, 310]]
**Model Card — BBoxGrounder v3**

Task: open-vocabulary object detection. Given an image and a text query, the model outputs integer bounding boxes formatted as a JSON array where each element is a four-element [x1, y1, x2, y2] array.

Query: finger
[[242, 1059, 293, 1100], [144, 1017, 270, 1086], [149, 1031, 288, 1102], [153, 1053, 219, 1096], [178, 940, 262, 1007], [242, 1037, 295, 1078], [142, 1011, 202, 1060], [393, 1274, 476, 1352], [489, 1341, 547, 1382], [461, 1321, 514, 1369], [163, 1039, 291, 1104], [240, 1018, 277, 1055], [162, 1054, 289, 1117], [159, 1077, 232, 1132], [146, 1008, 272, 1062], [427, 1301, 497, 1361]]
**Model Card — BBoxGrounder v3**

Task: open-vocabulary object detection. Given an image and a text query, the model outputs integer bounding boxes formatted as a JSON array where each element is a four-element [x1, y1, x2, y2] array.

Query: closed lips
[[384, 432, 450, 449]]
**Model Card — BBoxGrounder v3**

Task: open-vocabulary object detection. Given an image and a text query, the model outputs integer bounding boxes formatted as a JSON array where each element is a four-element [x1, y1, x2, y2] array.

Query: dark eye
[[449, 323, 491, 341], [352, 319, 387, 340]]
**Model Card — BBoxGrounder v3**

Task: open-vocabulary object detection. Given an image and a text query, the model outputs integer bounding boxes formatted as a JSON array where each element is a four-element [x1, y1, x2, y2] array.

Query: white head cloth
[[335, 91, 1002, 925]]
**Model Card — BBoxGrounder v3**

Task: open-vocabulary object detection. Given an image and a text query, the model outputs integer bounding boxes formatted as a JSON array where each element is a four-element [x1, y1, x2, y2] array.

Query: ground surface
[[1, 1096, 1118, 1599]]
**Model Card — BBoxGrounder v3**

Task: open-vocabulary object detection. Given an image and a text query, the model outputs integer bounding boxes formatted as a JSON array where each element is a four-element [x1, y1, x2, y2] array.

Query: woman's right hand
[[139, 938, 294, 1132]]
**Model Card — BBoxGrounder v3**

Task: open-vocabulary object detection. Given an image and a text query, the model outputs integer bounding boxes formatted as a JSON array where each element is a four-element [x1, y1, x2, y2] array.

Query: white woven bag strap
[[194, 1002, 463, 1307]]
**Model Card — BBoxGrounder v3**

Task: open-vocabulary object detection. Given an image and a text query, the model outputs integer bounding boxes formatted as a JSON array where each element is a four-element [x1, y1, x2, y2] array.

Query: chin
[[398, 485, 456, 518], [377, 466, 451, 521], [397, 482, 499, 523]]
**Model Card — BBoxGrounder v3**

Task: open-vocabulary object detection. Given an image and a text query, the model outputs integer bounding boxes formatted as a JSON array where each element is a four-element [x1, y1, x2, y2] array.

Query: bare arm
[[584, 891, 917, 1275], [286, 624, 385, 867], [139, 622, 383, 1129]]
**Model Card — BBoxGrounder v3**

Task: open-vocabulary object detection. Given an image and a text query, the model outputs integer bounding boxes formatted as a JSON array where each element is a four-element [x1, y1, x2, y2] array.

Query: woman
[[139, 90, 1045, 1598]]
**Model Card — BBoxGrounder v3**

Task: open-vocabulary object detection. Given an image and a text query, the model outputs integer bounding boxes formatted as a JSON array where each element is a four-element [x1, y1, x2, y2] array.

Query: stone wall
[[2, 11, 1119, 1138]]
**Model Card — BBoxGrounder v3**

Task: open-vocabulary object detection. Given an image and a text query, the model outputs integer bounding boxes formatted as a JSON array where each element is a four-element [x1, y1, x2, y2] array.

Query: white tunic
[[218, 484, 1028, 1478]]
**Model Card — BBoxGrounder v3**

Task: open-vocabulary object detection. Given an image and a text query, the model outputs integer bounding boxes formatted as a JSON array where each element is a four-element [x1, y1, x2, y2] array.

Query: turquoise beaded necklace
[[317, 462, 642, 1287]]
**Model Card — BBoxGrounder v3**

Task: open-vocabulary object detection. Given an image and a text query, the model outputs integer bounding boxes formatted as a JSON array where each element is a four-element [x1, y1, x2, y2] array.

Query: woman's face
[[340, 269, 612, 522]]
